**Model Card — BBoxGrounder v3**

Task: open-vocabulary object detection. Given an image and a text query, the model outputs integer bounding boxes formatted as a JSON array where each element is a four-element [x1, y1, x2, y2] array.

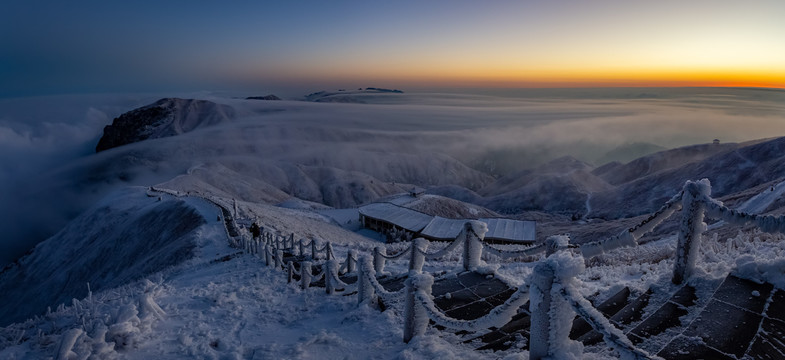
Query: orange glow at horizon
[[264, 65, 785, 90]]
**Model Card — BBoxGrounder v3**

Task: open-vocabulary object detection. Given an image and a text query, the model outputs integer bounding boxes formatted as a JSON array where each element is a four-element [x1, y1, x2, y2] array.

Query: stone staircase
[[465, 274, 784, 359]]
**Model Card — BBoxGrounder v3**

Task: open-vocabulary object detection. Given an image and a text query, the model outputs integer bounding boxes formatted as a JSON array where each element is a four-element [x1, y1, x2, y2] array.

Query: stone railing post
[[301, 261, 312, 289], [545, 235, 570, 257], [373, 246, 386, 274], [409, 238, 428, 274], [529, 260, 555, 359], [529, 250, 584, 360], [326, 242, 335, 260], [347, 250, 357, 273], [357, 256, 376, 306], [275, 249, 284, 268], [265, 245, 273, 266], [461, 221, 488, 271], [287, 261, 295, 283], [325, 259, 338, 295], [673, 179, 711, 284], [403, 273, 433, 343]]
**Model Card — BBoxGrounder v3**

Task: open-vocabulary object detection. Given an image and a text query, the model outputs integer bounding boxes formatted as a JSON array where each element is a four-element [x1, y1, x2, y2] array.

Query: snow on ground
[[0, 206, 496, 360], [318, 208, 362, 231], [735, 178, 785, 214], [707, 178, 785, 231], [3, 182, 785, 359]]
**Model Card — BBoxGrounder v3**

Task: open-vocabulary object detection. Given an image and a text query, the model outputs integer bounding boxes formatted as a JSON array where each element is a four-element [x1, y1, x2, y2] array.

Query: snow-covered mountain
[[3, 89, 785, 359], [0, 187, 209, 327], [95, 98, 234, 152]]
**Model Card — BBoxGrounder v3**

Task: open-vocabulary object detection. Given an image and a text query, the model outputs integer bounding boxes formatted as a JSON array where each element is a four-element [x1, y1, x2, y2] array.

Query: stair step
[[657, 275, 781, 359], [628, 285, 696, 344], [472, 286, 633, 352], [569, 286, 632, 340]]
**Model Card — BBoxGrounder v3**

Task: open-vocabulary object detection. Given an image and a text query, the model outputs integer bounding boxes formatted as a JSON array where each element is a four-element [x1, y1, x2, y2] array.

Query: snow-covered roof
[[360, 203, 536, 243], [480, 218, 536, 243], [358, 203, 433, 232], [420, 217, 536, 243], [420, 217, 466, 240]]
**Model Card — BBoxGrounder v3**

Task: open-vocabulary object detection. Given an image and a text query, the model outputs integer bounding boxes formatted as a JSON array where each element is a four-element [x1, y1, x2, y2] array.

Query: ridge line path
[[708, 178, 785, 230]]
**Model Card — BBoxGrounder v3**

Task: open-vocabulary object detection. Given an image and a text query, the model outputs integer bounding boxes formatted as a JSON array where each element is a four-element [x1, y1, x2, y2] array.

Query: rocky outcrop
[[96, 98, 234, 152]]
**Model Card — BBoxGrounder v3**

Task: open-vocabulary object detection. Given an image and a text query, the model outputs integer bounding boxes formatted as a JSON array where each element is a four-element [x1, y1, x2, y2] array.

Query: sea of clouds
[[1, 88, 783, 265]]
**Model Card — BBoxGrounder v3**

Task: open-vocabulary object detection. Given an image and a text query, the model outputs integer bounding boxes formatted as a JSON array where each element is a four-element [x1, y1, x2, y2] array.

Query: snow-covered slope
[[0, 212, 487, 360], [0, 187, 212, 327], [475, 157, 612, 216], [590, 137, 785, 219], [594, 142, 742, 186]]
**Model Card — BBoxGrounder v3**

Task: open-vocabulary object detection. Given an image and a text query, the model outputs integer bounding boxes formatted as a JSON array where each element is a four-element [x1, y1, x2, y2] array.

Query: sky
[[2, 0, 784, 97]]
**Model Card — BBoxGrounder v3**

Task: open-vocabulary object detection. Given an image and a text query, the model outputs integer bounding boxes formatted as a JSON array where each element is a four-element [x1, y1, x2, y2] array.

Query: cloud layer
[[1, 88, 784, 265]]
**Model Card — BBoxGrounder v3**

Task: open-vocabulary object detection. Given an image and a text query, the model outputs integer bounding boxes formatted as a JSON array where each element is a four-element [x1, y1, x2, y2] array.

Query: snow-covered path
[[735, 178, 785, 214], [709, 178, 785, 230], [127, 242, 496, 359]]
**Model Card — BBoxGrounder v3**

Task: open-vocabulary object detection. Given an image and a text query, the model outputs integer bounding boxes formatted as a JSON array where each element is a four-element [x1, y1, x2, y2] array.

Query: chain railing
[[154, 179, 785, 358]]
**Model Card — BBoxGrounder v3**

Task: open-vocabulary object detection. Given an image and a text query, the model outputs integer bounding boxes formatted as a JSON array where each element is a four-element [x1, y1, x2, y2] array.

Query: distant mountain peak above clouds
[[95, 98, 235, 152], [246, 94, 281, 100], [304, 88, 404, 103]]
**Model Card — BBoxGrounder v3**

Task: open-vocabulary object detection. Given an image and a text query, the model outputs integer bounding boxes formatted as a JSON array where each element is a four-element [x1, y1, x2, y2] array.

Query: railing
[[354, 178, 785, 358], [156, 180, 785, 359]]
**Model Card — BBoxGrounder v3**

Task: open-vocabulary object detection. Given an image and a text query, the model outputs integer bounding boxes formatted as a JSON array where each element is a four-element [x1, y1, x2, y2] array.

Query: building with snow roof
[[358, 203, 433, 238], [358, 203, 536, 244]]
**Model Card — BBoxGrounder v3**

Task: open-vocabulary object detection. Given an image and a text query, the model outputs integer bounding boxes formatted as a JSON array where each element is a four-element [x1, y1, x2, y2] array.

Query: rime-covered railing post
[[311, 239, 318, 260], [461, 220, 489, 271], [347, 250, 357, 273], [529, 260, 556, 359], [301, 261, 312, 289], [275, 249, 284, 269], [409, 238, 429, 273], [545, 235, 569, 257], [287, 261, 295, 283], [326, 242, 335, 260], [357, 256, 376, 306], [529, 249, 585, 360], [373, 246, 386, 274], [298, 239, 305, 257], [403, 238, 430, 342], [325, 259, 339, 294], [265, 245, 273, 266], [673, 179, 711, 284], [403, 273, 433, 343]]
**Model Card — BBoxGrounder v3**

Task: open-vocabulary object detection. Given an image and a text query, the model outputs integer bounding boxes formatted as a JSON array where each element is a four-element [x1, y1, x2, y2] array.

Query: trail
[[708, 178, 785, 230], [582, 192, 593, 220]]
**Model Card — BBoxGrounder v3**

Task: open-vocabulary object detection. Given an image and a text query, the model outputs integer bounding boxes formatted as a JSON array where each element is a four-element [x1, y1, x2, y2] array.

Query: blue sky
[[2, 0, 784, 97]]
